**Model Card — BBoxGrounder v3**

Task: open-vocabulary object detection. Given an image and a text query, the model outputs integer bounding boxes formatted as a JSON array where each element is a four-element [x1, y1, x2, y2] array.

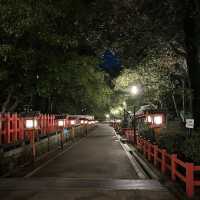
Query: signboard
[[186, 119, 194, 129]]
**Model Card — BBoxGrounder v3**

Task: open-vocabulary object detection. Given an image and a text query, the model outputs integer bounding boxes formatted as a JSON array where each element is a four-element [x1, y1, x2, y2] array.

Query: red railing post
[[7, 113, 11, 143], [14, 113, 18, 142], [186, 163, 194, 198], [171, 154, 177, 181], [143, 140, 146, 156], [154, 145, 158, 166], [161, 149, 167, 173], [148, 142, 151, 161]]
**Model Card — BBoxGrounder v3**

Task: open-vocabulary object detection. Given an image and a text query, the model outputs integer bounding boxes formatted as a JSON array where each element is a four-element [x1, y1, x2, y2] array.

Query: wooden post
[[171, 154, 177, 181], [85, 124, 88, 136], [31, 130, 36, 161], [7, 113, 10, 144], [72, 126, 75, 138], [186, 163, 194, 198], [148, 143, 151, 161], [47, 133, 50, 152], [154, 145, 158, 166], [143, 140, 146, 156], [161, 149, 167, 173], [60, 129, 64, 150]]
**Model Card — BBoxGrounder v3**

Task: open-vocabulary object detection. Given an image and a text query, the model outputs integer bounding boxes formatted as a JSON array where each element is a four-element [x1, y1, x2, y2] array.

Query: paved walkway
[[0, 124, 176, 200]]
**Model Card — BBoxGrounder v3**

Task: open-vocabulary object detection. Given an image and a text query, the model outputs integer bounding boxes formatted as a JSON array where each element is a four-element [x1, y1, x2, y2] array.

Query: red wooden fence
[[0, 113, 24, 144], [123, 129, 200, 198], [0, 113, 94, 145]]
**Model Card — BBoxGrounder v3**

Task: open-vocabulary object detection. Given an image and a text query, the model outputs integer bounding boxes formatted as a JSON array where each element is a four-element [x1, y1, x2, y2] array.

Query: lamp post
[[133, 106, 137, 144], [25, 117, 38, 161], [80, 118, 86, 136], [130, 85, 139, 145], [69, 118, 76, 139], [83, 119, 88, 136], [58, 119, 65, 150]]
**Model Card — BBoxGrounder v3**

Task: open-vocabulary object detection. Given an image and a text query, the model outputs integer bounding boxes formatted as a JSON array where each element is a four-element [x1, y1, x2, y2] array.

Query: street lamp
[[105, 114, 110, 119], [130, 85, 139, 95], [130, 85, 139, 144], [24, 116, 39, 161], [58, 119, 65, 150]]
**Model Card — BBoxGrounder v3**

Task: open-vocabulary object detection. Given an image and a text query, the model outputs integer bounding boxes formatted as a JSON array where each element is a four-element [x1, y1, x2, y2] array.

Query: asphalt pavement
[[0, 124, 176, 200]]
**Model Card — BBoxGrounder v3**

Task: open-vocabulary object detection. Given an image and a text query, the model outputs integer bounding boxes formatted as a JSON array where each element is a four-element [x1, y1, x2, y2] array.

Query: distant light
[[154, 115, 163, 125], [130, 86, 139, 95], [105, 114, 110, 118], [70, 120, 75, 125], [123, 101, 127, 108], [147, 116, 153, 123], [34, 119, 38, 128], [80, 120, 84, 124], [58, 120, 64, 127], [116, 119, 122, 123]]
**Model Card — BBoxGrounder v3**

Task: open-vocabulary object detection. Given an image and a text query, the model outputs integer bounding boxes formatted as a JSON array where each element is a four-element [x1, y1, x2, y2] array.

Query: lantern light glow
[[70, 120, 75, 125], [154, 115, 163, 125], [25, 119, 38, 129], [147, 116, 152, 123], [58, 120, 64, 127], [26, 120, 34, 129]]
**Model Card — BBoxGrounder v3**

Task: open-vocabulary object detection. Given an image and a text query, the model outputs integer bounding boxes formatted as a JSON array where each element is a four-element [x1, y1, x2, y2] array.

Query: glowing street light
[[105, 114, 110, 119], [130, 85, 139, 95], [70, 120, 76, 125]]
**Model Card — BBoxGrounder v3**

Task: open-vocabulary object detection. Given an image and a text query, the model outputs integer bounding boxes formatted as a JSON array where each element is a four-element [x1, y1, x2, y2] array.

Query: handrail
[[124, 132, 200, 198]]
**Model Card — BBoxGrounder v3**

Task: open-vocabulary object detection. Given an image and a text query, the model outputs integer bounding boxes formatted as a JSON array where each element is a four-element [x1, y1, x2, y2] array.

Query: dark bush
[[181, 134, 200, 165], [157, 132, 186, 154], [139, 128, 156, 143]]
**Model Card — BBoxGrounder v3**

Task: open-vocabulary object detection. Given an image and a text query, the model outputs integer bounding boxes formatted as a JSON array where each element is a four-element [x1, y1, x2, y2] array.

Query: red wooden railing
[[124, 130, 200, 198], [0, 113, 94, 145], [0, 113, 24, 144]]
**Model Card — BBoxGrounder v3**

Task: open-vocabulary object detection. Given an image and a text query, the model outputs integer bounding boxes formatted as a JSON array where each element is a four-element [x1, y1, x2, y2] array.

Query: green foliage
[[0, 1, 112, 116], [139, 128, 156, 143], [157, 132, 186, 154], [181, 135, 200, 164], [157, 131, 200, 164]]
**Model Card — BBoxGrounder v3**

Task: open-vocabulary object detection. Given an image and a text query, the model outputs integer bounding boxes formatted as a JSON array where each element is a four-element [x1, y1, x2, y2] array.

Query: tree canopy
[[0, 0, 200, 124]]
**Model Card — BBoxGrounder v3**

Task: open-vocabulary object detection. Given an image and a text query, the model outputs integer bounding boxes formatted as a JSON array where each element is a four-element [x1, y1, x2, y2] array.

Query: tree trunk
[[1, 91, 12, 113], [8, 98, 19, 112]]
